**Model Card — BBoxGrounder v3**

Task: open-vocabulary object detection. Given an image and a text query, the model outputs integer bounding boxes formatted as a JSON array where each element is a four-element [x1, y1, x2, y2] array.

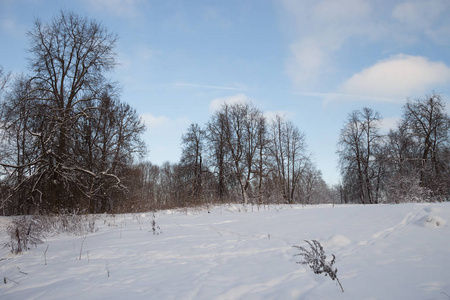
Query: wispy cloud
[[0, 18, 26, 37], [209, 94, 250, 113], [280, 0, 450, 89], [136, 44, 159, 62], [140, 113, 190, 130], [392, 0, 450, 44], [140, 113, 191, 164], [380, 117, 401, 132], [263, 110, 296, 123], [202, 7, 232, 28], [85, 0, 144, 17], [115, 43, 159, 74], [292, 91, 403, 104], [140, 114, 170, 129], [174, 82, 246, 91], [282, 0, 372, 87]]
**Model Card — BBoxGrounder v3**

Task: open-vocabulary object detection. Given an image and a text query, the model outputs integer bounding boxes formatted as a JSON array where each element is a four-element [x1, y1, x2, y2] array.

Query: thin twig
[[106, 260, 110, 278], [4, 277, 19, 284], [79, 236, 86, 260], [44, 244, 49, 265]]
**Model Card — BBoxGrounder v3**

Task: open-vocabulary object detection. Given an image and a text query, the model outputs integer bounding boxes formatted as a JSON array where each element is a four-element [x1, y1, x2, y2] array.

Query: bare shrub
[[294, 240, 344, 292], [151, 213, 162, 235], [35, 212, 97, 235], [6, 217, 43, 254], [5, 213, 97, 254]]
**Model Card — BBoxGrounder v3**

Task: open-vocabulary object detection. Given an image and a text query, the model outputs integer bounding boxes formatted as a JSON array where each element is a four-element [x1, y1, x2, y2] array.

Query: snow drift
[[1, 203, 449, 299]]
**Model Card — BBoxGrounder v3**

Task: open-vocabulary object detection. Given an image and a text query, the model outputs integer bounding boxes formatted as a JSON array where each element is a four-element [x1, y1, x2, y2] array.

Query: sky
[[1, 0, 450, 185]]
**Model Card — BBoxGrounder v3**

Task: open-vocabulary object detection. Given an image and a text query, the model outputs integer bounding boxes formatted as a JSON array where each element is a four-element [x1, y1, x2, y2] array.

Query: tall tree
[[0, 66, 10, 93], [0, 11, 146, 214], [207, 110, 231, 201], [337, 108, 383, 204], [211, 102, 266, 204], [402, 93, 450, 199], [268, 115, 308, 204], [180, 123, 206, 205]]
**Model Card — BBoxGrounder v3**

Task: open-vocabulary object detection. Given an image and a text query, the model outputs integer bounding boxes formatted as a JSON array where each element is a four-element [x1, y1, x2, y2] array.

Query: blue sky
[[1, 0, 450, 185]]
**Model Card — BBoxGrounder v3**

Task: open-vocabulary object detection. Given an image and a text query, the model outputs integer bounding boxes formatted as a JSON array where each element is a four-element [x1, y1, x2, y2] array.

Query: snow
[[417, 214, 447, 228], [1, 203, 450, 299]]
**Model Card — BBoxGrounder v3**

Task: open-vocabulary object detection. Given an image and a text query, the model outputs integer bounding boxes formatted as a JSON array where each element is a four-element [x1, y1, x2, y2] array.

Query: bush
[[35, 212, 97, 235], [294, 239, 344, 292], [6, 217, 43, 254], [151, 213, 162, 235], [5, 213, 97, 254]]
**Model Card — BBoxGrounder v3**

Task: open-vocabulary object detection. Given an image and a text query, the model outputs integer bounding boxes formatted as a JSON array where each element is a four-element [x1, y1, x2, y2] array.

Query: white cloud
[[140, 114, 169, 129], [392, 0, 450, 44], [174, 82, 246, 91], [202, 7, 232, 28], [140, 113, 191, 165], [282, 0, 373, 87], [136, 45, 158, 62], [209, 94, 250, 113], [380, 117, 400, 132], [263, 110, 296, 123], [311, 0, 371, 23], [0, 18, 26, 36], [286, 39, 326, 88], [115, 44, 159, 74], [392, 1, 446, 29], [140, 113, 190, 130], [338, 55, 450, 101], [86, 0, 144, 17], [280, 0, 450, 89]]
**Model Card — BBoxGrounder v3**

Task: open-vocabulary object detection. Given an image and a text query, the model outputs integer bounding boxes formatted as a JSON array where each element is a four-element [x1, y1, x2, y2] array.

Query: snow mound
[[323, 234, 351, 249], [416, 215, 447, 228], [424, 207, 441, 214]]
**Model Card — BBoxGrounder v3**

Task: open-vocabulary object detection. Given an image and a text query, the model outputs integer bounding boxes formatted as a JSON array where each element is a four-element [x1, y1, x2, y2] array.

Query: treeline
[[124, 104, 333, 212], [337, 94, 450, 204]]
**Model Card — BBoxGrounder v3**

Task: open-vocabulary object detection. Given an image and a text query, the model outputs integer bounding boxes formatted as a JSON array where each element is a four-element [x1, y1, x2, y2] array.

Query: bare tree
[[74, 90, 146, 212], [337, 94, 449, 204], [0, 66, 10, 93], [268, 115, 308, 204], [402, 93, 450, 199], [337, 108, 383, 204], [0, 11, 146, 214], [0, 76, 35, 214], [180, 123, 206, 205], [207, 111, 232, 202], [254, 115, 270, 206], [297, 161, 321, 205], [382, 124, 426, 203], [210, 102, 265, 205]]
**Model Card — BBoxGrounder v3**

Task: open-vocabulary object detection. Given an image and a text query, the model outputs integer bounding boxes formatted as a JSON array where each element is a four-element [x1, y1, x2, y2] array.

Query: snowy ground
[[1, 203, 449, 300]]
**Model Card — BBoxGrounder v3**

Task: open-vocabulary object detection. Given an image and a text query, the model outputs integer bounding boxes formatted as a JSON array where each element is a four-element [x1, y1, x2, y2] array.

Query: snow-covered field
[[1, 203, 449, 300]]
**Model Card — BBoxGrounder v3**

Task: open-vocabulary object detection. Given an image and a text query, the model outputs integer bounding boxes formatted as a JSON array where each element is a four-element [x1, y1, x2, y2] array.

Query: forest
[[0, 11, 449, 216]]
